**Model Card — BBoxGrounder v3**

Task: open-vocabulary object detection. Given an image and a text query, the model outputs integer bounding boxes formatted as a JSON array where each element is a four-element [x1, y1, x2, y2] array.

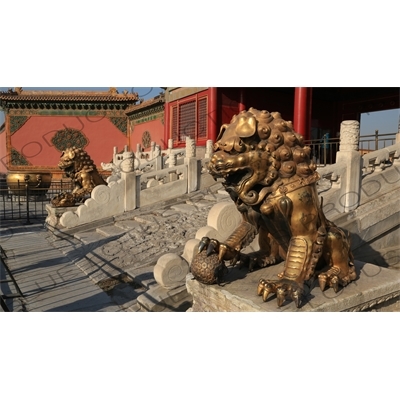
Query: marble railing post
[[120, 151, 140, 211], [121, 170, 141, 211], [112, 146, 118, 164], [185, 137, 199, 193], [205, 139, 214, 159], [167, 138, 174, 155], [135, 143, 142, 161], [336, 120, 362, 212], [155, 146, 162, 170], [167, 153, 177, 168], [150, 141, 162, 170]]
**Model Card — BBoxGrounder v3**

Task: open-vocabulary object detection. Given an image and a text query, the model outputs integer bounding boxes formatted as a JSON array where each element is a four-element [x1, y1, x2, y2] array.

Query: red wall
[[9, 115, 128, 171], [130, 118, 165, 150], [219, 88, 239, 125]]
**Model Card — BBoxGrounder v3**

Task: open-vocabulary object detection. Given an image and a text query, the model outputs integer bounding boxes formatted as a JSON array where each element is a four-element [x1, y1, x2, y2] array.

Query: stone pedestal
[[45, 204, 79, 228], [137, 285, 192, 312], [186, 260, 400, 312]]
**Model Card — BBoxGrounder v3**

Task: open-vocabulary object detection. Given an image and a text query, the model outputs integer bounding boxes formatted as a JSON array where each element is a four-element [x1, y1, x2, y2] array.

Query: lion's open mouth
[[210, 165, 252, 189], [224, 168, 252, 186], [58, 162, 74, 173]]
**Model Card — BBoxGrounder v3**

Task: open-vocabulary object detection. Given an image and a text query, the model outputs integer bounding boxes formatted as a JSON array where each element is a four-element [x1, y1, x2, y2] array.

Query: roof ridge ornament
[[109, 87, 119, 96], [0, 88, 20, 95]]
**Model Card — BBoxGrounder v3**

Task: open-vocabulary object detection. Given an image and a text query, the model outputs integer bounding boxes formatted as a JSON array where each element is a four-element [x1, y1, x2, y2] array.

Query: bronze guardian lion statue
[[191, 108, 356, 308], [51, 147, 107, 207]]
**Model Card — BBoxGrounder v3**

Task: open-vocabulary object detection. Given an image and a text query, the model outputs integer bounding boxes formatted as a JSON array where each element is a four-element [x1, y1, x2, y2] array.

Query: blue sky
[[360, 108, 400, 135], [1, 87, 399, 136]]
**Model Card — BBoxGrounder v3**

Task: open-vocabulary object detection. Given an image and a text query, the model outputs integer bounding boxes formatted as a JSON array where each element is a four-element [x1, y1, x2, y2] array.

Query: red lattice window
[[179, 100, 196, 141], [171, 106, 178, 142], [197, 97, 208, 139], [170, 95, 208, 144]]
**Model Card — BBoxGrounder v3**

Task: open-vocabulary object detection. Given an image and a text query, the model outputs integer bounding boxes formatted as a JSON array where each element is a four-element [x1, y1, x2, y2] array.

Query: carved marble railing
[[140, 164, 187, 190], [317, 122, 400, 215], [361, 142, 400, 175], [48, 137, 215, 229], [136, 141, 161, 163]]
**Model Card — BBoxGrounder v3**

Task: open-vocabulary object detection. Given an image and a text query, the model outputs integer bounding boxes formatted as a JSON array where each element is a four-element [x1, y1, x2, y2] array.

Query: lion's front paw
[[191, 241, 228, 285], [51, 192, 76, 207], [198, 237, 240, 265], [257, 278, 304, 308]]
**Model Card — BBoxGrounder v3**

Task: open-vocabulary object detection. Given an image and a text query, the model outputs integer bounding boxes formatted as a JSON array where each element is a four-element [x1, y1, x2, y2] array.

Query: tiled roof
[[125, 95, 165, 114], [0, 88, 139, 103]]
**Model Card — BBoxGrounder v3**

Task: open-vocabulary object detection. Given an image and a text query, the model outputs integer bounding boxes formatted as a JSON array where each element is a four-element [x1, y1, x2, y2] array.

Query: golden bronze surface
[[194, 108, 356, 308], [51, 147, 107, 207], [7, 171, 52, 196]]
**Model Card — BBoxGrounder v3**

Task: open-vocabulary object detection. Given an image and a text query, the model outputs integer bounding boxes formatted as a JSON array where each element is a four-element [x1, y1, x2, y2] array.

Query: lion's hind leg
[[318, 227, 357, 292], [237, 229, 282, 272]]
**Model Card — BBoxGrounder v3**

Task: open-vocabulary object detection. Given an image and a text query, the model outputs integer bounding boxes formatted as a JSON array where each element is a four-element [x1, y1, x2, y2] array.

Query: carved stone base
[[137, 284, 193, 312], [45, 204, 79, 228], [186, 260, 400, 312]]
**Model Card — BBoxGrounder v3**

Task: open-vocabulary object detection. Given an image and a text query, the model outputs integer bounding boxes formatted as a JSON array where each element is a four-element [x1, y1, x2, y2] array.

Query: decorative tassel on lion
[[190, 108, 357, 308]]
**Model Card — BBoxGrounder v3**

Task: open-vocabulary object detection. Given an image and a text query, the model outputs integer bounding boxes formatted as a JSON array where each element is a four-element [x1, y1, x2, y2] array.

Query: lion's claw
[[198, 236, 239, 264], [257, 278, 304, 308], [291, 287, 302, 308], [206, 239, 221, 257], [318, 267, 351, 293], [276, 287, 286, 307], [198, 237, 210, 254], [318, 273, 340, 293]]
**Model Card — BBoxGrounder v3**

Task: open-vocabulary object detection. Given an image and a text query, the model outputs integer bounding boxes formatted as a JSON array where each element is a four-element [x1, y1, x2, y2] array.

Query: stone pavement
[[0, 183, 227, 312], [0, 221, 123, 311]]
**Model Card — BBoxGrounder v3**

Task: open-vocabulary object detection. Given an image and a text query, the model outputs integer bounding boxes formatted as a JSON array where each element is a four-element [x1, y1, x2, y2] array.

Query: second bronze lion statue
[[191, 108, 356, 308], [51, 147, 107, 207]]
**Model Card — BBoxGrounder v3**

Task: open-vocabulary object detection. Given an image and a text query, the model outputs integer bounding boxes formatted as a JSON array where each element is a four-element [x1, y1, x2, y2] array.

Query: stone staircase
[[47, 182, 230, 311]]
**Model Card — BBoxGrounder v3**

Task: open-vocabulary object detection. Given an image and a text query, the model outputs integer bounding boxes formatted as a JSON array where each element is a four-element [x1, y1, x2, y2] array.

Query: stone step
[[104, 282, 147, 311], [96, 225, 127, 238], [185, 199, 214, 208], [204, 193, 231, 203], [137, 284, 192, 312], [74, 231, 106, 245], [126, 302, 144, 312], [125, 265, 156, 290], [75, 256, 125, 285], [114, 219, 142, 231], [170, 204, 198, 214]]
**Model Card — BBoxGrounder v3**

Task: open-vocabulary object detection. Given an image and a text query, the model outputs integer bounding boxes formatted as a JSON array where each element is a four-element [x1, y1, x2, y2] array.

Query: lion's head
[[208, 108, 317, 205], [58, 147, 96, 176]]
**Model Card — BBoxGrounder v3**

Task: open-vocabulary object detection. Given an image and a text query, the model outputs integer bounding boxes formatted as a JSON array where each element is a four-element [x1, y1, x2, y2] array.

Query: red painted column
[[293, 87, 312, 140], [163, 101, 170, 149], [208, 87, 218, 142], [238, 88, 245, 112]]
